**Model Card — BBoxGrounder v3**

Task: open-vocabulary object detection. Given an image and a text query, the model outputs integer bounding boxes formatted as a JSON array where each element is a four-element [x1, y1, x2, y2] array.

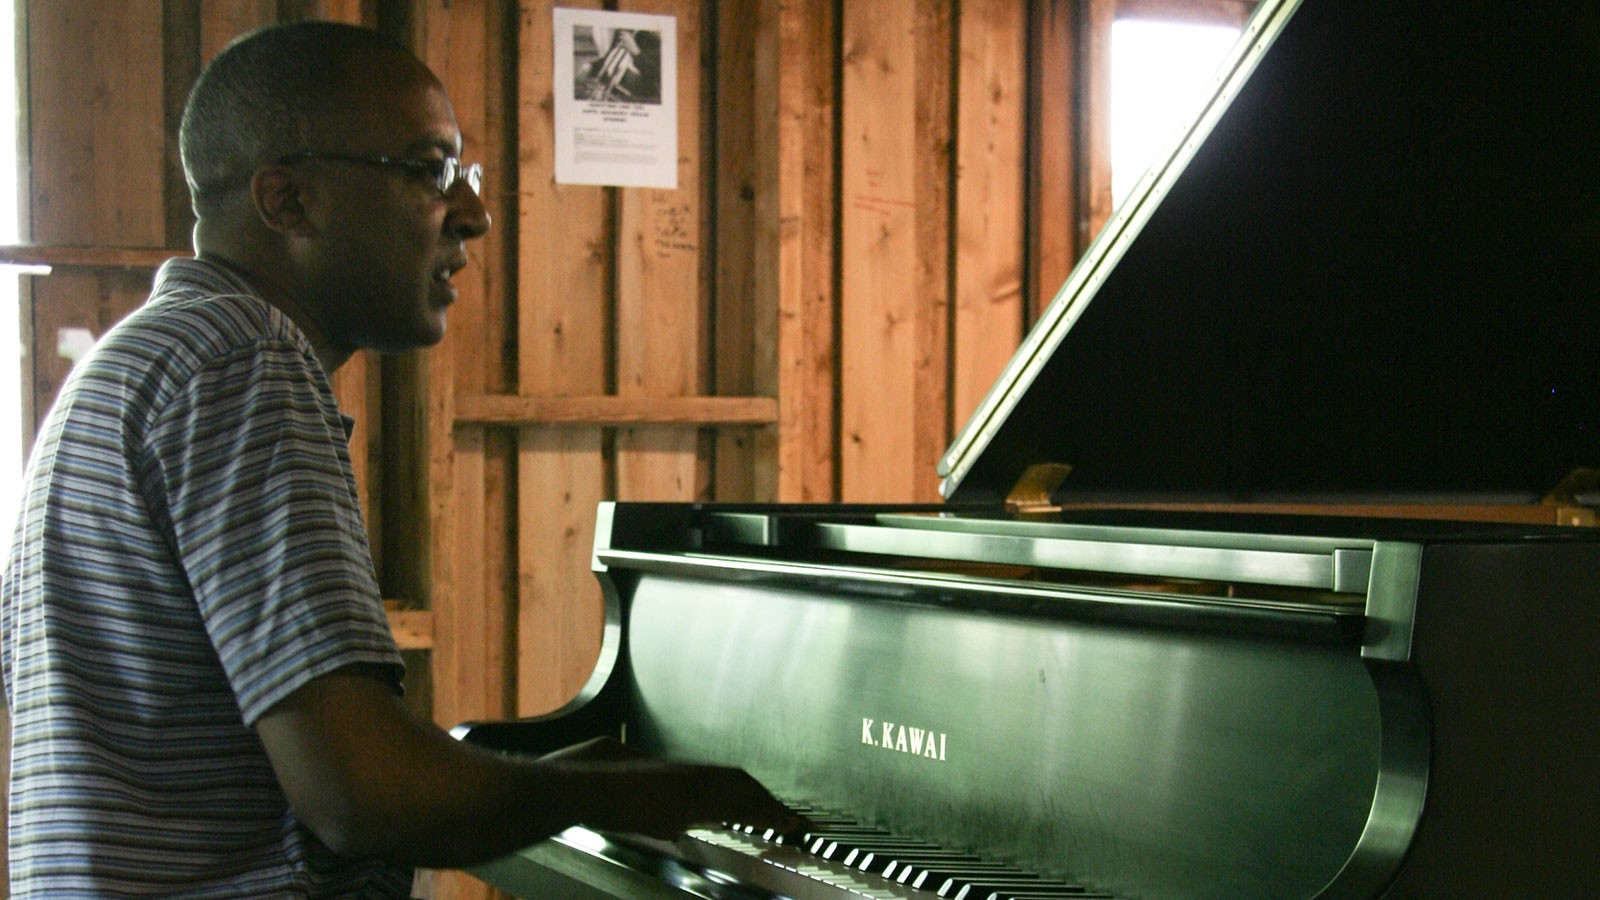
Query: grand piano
[[453, 1, 1600, 897]]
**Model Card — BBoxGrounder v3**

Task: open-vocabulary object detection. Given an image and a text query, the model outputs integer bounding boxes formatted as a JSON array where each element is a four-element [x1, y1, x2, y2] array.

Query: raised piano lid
[[939, 0, 1600, 511]]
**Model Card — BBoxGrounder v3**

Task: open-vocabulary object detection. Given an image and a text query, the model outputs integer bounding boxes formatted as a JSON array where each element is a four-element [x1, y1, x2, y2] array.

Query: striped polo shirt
[[2, 258, 412, 897]]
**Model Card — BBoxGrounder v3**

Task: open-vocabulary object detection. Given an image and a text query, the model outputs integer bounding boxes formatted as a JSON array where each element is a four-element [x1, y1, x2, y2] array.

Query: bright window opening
[[1110, 18, 1242, 207], [2, 0, 22, 560]]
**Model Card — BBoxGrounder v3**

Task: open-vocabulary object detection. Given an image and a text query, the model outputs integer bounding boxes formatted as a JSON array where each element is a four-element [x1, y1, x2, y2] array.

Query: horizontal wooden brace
[[0, 244, 185, 269], [384, 605, 434, 651], [454, 393, 778, 427]]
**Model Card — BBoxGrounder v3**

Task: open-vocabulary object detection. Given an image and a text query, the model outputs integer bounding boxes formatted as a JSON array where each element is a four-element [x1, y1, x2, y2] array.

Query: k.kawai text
[[861, 718, 947, 761]]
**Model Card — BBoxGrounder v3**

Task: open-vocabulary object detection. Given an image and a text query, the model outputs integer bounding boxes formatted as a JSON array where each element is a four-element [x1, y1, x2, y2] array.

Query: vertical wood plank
[[198, 0, 276, 60], [27, 0, 165, 423], [839, 0, 917, 502], [1080, 0, 1116, 250], [163, 1, 201, 249], [30, 1, 165, 244], [712, 2, 762, 501], [1028, 0, 1080, 320], [615, 0, 706, 504], [776, 0, 839, 502], [838, 0, 950, 502], [910, 0, 953, 503], [515, 0, 610, 719], [293, 0, 367, 25], [951, 0, 1026, 438]]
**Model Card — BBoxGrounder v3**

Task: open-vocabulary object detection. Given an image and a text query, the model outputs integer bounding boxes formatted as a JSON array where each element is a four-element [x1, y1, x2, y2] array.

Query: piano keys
[[480, 804, 1124, 899], [454, 0, 1600, 895]]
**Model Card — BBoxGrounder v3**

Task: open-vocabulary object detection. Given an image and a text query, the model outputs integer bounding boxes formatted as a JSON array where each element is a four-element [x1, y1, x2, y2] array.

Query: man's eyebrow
[[404, 137, 462, 159]]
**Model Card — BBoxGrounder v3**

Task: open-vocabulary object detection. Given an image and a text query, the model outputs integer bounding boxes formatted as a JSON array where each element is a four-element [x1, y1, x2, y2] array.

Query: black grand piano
[[454, 1, 1600, 896]]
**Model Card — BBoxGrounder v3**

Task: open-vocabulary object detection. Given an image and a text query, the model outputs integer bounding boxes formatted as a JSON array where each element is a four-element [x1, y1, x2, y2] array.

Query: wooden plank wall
[[7, 1, 1141, 897]]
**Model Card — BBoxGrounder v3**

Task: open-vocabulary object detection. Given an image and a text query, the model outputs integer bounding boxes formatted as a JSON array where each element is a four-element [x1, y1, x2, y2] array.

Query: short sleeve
[[146, 338, 402, 725]]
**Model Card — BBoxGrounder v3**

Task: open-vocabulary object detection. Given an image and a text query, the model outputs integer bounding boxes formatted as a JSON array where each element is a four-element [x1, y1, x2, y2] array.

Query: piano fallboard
[[457, 502, 1600, 898]]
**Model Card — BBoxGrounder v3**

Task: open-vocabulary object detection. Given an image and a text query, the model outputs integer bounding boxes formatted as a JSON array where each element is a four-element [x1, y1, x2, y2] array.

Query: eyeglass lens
[[443, 158, 483, 196]]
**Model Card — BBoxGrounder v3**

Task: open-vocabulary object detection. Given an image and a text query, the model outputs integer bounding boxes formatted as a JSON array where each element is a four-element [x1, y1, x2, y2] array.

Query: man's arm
[[254, 665, 803, 867]]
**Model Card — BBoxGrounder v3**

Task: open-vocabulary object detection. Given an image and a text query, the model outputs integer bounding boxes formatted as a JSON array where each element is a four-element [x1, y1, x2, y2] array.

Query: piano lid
[[940, 0, 1600, 506]]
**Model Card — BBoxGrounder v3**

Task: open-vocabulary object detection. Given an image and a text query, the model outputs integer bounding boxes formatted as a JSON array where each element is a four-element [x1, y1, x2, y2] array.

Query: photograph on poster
[[553, 7, 678, 188]]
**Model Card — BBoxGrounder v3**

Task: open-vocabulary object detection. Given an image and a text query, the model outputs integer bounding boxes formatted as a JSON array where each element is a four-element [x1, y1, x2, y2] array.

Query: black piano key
[[880, 853, 986, 882], [839, 841, 942, 867], [801, 826, 896, 841], [948, 880, 1079, 900], [905, 862, 1020, 888], [987, 892, 1115, 900], [985, 883, 1113, 890], [802, 830, 892, 856], [821, 836, 931, 862], [856, 849, 980, 876], [978, 886, 1094, 896], [942, 877, 1057, 899]]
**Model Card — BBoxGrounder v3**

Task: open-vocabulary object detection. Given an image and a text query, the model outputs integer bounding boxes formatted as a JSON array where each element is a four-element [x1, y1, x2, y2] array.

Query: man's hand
[[534, 737, 811, 839]]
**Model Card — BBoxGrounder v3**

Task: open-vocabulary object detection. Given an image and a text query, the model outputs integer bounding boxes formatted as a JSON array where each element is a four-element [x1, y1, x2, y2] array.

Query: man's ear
[[250, 165, 315, 237]]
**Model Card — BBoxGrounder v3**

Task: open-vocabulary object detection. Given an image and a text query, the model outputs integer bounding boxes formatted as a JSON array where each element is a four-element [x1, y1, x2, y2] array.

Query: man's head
[[179, 22, 491, 368]]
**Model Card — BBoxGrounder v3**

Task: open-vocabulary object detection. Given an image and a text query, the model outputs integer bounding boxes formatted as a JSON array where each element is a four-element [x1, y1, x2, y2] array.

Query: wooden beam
[[384, 606, 434, 650], [456, 393, 777, 426], [0, 244, 183, 269]]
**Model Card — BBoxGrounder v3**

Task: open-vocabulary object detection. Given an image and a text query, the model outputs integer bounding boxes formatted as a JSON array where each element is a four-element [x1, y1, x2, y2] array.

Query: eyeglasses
[[277, 150, 483, 197]]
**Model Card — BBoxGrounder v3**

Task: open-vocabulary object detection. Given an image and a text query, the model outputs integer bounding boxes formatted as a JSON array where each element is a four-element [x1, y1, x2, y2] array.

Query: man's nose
[[446, 179, 492, 239]]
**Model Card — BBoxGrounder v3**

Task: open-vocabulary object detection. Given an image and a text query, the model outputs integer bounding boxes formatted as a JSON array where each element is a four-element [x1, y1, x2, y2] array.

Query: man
[[1, 21, 798, 898]]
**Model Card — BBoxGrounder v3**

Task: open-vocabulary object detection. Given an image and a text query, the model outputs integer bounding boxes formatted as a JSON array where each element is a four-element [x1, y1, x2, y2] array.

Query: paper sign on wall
[[552, 7, 678, 189]]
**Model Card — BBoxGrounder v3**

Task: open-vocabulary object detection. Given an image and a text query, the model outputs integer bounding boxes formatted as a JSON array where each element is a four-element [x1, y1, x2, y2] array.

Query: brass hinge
[[1005, 463, 1073, 518], [1542, 468, 1599, 527]]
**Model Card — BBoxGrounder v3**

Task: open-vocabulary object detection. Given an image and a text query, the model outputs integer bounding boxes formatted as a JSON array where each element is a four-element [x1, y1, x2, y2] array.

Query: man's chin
[[366, 319, 448, 355]]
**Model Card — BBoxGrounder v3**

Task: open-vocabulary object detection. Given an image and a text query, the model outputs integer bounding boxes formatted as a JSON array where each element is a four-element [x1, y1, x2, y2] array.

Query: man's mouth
[[434, 256, 467, 285], [432, 253, 469, 305]]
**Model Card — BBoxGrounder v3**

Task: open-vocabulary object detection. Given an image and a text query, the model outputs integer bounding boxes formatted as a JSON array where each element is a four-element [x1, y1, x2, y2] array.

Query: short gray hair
[[178, 21, 412, 213]]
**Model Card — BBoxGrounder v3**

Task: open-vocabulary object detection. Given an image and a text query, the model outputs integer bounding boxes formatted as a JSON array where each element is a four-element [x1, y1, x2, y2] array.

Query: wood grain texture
[[0, 245, 182, 268], [25, 0, 166, 426], [198, 0, 276, 61], [515, 0, 609, 720], [951, 0, 1026, 437], [614, 0, 708, 504], [778, 0, 840, 502], [415, 0, 515, 741], [838, 0, 952, 503], [712, 2, 764, 501], [1027, 0, 1078, 319], [1080, 0, 1116, 250], [459, 393, 776, 425], [909, 0, 953, 504], [839, 0, 919, 502]]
